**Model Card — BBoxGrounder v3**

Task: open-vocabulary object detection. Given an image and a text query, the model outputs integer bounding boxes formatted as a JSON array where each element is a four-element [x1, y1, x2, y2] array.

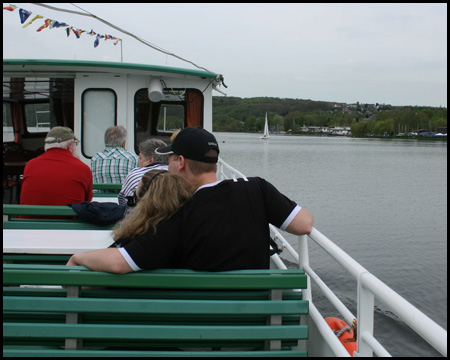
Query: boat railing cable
[[30, 3, 220, 75]]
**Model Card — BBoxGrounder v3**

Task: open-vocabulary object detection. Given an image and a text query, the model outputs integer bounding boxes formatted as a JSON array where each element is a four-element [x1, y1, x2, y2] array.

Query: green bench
[[93, 183, 122, 197], [3, 264, 309, 357], [3, 254, 72, 265], [3, 204, 115, 230], [3, 184, 123, 229]]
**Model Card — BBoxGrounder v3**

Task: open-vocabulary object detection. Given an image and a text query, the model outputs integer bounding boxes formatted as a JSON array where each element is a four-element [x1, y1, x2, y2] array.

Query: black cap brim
[[155, 145, 173, 155]]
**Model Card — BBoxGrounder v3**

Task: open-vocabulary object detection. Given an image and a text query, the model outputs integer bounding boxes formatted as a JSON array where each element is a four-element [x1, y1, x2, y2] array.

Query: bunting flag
[[49, 20, 68, 29], [36, 18, 52, 32], [94, 34, 100, 48], [3, 5, 17, 11], [4, 4, 122, 48], [22, 14, 43, 28], [19, 8, 31, 23]]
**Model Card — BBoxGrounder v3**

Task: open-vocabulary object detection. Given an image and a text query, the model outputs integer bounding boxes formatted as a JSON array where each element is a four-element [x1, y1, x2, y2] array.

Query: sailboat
[[260, 112, 270, 139]]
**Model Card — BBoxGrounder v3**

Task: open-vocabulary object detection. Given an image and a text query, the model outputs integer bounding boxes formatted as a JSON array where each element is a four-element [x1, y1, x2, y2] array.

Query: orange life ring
[[325, 317, 357, 356]]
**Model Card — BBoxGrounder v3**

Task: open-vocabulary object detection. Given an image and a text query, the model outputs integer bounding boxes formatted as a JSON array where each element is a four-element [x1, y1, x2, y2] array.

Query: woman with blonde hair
[[112, 169, 193, 244], [66, 169, 193, 273]]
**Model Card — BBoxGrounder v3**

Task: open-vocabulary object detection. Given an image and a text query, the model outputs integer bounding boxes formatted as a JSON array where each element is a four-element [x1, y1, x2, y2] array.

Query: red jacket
[[20, 148, 93, 206]]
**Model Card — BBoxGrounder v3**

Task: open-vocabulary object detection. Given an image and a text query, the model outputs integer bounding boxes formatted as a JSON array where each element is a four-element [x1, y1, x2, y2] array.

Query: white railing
[[217, 157, 448, 357], [217, 158, 247, 180], [298, 229, 447, 357]]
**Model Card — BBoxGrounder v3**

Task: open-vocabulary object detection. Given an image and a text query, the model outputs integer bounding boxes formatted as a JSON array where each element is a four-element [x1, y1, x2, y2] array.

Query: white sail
[[260, 112, 269, 139]]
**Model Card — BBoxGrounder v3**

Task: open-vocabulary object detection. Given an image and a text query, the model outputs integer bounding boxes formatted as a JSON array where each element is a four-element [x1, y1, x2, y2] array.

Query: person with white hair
[[90, 126, 138, 187], [20, 126, 93, 206]]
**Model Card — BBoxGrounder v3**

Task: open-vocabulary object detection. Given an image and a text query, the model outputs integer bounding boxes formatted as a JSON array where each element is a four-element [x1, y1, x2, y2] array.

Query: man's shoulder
[[93, 147, 137, 160], [71, 157, 93, 172], [126, 166, 145, 176], [223, 176, 267, 187], [115, 147, 138, 159]]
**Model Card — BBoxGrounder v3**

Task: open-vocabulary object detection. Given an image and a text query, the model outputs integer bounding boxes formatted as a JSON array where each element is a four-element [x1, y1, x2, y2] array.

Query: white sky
[[3, 3, 447, 107]]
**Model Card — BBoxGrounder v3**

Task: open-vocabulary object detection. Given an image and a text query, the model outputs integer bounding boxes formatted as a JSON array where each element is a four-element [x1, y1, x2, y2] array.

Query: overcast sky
[[3, 3, 447, 107]]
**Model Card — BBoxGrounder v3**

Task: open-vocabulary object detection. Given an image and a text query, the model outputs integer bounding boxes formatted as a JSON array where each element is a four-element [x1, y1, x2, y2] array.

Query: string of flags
[[3, 4, 122, 48]]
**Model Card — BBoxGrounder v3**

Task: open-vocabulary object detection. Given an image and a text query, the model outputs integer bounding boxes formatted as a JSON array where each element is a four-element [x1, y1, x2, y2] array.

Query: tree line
[[212, 96, 447, 136]]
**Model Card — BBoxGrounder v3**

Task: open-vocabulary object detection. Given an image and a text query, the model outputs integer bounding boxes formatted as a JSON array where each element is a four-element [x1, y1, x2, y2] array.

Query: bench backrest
[[3, 204, 115, 230], [3, 264, 309, 357], [92, 183, 122, 198], [3, 204, 78, 217], [93, 183, 122, 190]]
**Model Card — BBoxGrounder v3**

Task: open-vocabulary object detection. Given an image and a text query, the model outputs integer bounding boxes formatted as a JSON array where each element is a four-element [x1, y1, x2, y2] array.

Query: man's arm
[[286, 208, 314, 235], [66, 248, 133, 274]]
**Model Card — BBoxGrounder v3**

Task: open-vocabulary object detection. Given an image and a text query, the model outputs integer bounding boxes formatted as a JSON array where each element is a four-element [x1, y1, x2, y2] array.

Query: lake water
[[214, 132, 447, 357]]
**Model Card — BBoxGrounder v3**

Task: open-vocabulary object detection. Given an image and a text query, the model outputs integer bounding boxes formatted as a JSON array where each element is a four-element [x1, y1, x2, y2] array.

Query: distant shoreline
[[217, 131, 447, 141]]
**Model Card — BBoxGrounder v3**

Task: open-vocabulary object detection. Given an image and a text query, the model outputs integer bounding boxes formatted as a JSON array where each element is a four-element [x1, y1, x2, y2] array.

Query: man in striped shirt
[[117, 138, 169, 206], [91, 126, 138, 190]]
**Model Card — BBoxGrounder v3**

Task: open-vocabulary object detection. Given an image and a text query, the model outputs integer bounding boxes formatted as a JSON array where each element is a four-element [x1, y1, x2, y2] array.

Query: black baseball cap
[[155, 127, 219, 163]]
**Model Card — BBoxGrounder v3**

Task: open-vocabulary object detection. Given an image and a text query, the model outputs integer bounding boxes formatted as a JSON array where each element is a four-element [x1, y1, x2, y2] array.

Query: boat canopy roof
[[3, 59, 221, 81]]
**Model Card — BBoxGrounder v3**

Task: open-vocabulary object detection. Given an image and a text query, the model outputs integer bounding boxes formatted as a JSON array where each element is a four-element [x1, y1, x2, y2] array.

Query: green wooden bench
[[93, 183, 122, 190], [3, 254, 72, 265], [93, 183, 122, 197], [3, 264, 309, 357], [3, 204, 115, 230]]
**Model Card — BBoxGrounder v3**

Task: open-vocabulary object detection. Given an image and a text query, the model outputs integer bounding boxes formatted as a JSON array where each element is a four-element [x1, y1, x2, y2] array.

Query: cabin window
[[23, 103, 52, 133], [158, 105, 185, 132], [3, 103, 14, 142], [2, 77, 74, 144], [134, 88, 203, 151], [81, 89, 116, 158]]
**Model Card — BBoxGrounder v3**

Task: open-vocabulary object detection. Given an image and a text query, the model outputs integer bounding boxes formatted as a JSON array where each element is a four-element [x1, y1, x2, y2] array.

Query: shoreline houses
[[298, 125, 352, 136]]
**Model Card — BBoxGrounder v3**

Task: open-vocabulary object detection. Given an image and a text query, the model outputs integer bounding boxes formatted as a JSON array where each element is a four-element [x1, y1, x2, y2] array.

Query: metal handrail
[[217, 158, 247, 180], [217, 157, 447, 357], [299, 228, 447, 357]]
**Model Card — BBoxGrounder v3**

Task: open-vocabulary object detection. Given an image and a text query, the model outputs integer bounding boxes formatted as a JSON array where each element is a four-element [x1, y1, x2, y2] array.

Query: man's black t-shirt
[[120, 177, 300, 271]]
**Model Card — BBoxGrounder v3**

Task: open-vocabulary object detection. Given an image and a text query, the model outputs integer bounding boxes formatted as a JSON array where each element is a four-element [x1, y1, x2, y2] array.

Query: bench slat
[[4, 266, 307, 290], [93, 183, 122, 190], [3, 255, 71, 265], [3, 221, 113, 230], [3, 348, 307, 357], [4, 296, 308, 315], [3, 205, 77, 217], [4, 323, 308, 341]]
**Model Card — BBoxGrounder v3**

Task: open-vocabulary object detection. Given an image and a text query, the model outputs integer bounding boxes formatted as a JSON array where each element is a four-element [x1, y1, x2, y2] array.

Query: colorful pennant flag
[[19, 8, 31, 23], [49, 20, 68, 29], [4, 4, 122, 48], [3, 5, 17, 11], [94, 34, 100, 48], [36, 18, 52, 32], [22, 14, 43, 28]]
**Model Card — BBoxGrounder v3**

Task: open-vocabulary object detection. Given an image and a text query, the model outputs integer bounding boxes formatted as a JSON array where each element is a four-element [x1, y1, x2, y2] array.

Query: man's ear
[[178, 155, 187, 170]]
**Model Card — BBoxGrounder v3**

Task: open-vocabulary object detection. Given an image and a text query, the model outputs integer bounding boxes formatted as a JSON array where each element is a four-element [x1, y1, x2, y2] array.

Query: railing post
[[356, 272, 374, 357], [298, 234, 311, 301]]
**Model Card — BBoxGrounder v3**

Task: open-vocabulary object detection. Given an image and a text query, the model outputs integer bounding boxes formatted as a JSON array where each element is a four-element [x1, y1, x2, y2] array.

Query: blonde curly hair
[[113, 170, 193, 240]]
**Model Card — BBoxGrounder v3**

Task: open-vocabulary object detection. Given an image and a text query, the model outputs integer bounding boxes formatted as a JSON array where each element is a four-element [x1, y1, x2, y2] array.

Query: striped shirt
[[118, 163, 169, 206], [91, 147, 139, 187]]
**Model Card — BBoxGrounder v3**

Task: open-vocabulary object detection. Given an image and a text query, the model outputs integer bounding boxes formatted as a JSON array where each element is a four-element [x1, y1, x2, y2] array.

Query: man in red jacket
[[20, 127, 93, 206]]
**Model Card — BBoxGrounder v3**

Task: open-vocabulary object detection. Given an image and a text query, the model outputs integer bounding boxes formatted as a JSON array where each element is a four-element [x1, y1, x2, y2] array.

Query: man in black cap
[[153, 126, 314, 271], [66, 127, 313, 273]]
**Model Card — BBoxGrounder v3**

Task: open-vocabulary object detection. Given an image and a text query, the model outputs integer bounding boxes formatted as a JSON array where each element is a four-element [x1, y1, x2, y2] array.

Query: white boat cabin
[[3, 59, 224, 166]]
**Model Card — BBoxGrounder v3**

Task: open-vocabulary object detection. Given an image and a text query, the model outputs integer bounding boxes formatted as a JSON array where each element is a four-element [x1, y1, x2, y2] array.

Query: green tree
[[373, 119, 395, 136], [351, 121, 369, 137]]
